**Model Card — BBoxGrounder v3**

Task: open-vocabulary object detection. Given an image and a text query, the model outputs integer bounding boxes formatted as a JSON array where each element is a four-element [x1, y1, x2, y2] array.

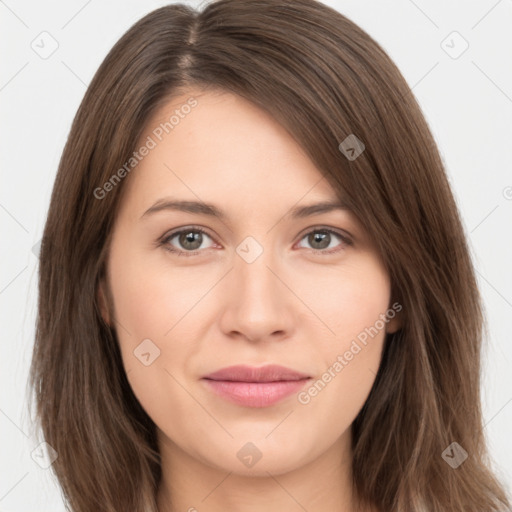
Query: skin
[[98, 88, 401, 512]]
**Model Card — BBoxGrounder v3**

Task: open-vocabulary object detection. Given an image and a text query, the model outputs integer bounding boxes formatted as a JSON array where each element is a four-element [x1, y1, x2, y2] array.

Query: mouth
[[201, 364, 312, 408]]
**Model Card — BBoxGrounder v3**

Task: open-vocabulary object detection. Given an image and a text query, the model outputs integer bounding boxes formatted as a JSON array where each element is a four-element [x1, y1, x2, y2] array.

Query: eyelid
[[161, 225, 213, 240]]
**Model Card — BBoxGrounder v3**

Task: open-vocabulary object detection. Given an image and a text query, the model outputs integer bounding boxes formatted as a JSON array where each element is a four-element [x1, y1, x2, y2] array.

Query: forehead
[[119, 88, 343, 220]]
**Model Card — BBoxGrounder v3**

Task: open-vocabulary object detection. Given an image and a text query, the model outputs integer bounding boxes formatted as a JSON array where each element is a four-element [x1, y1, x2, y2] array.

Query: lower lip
[[202, 378, 311, 408]]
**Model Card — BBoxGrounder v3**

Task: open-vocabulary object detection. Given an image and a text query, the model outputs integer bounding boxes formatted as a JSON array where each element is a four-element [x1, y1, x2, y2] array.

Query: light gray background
[[1, 0, 511, 510]]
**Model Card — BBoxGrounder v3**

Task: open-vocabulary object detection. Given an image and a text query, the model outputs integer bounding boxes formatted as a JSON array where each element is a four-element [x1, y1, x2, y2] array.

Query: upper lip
[[202, 364, 311, 382]]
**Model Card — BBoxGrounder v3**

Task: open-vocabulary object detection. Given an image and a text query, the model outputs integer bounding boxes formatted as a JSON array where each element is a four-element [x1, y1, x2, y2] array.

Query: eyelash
[[158, 225, 353, 257]]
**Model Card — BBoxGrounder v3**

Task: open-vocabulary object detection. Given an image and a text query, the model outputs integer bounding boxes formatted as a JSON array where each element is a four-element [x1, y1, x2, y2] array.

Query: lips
[[201, 364, 311, 407]]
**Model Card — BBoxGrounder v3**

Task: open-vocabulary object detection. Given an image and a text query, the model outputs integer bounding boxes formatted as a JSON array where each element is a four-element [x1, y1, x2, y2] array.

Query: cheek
[[107, 252, 195, 430], [107, 243, 214, 419], [297, 306, 388, 436], [108, 244, 212, 343], [296, 258, 390, 412], [303, 256, 391, 344]]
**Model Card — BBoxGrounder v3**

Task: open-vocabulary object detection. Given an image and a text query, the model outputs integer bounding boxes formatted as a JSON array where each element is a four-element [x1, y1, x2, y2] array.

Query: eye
[[160, 226, 216, 256], [159, 226, 352, 257], [295, 228, 352, 254]]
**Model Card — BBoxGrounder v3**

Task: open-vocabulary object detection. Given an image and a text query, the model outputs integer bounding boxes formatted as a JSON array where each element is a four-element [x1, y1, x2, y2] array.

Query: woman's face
[[99, 88, 401, 476]]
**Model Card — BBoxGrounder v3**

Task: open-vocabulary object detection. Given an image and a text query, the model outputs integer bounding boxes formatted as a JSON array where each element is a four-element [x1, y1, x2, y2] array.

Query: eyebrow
[[140, 198, 351, 221]]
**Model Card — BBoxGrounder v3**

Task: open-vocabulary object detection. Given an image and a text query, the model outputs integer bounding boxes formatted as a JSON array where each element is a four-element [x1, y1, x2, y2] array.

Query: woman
[[28, 0, 512, 510]]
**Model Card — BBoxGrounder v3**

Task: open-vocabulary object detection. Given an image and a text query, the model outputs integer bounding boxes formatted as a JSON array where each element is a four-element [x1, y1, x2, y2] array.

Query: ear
[[97, 277, 111, 326], [385, 301, 403, 334]]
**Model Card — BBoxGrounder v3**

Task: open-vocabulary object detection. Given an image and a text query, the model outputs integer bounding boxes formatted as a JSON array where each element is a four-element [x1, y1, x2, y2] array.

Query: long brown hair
[[28, 1, 511, 510]]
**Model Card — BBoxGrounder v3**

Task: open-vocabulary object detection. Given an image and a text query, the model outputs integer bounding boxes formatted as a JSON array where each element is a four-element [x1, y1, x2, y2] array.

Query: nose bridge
[[235, 234, 282, 306], [219, 234, 293, 341]]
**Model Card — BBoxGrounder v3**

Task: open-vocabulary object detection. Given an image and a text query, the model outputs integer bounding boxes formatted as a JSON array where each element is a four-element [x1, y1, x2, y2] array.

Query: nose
[[218, 245, 296, 344]]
